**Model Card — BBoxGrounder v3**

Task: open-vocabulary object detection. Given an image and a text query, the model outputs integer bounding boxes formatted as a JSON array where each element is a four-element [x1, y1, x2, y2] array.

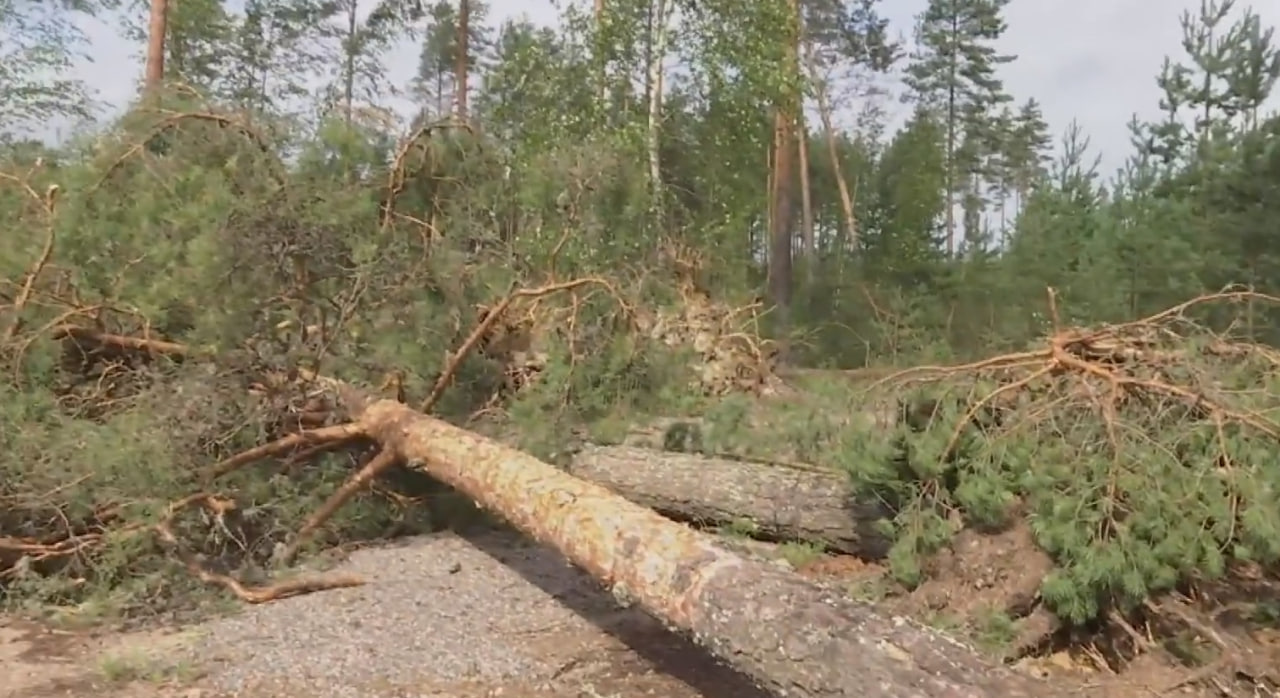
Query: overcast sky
[[61, 0, 1280, 178]]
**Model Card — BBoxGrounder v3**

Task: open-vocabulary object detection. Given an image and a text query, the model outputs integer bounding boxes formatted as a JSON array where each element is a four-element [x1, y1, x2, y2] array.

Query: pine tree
[[904, 0, 1014, 257], [412, 0, 491, 119], [866, 106, 948, 284], [413, 2, 457, 117], [1225, 8, 1280, 130], [1004, 98, 1051, 219]]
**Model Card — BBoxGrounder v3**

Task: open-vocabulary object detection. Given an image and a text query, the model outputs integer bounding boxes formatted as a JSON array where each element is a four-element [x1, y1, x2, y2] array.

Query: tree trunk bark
[[342, 0, 357, 125], [766, 0, 801, 344], [768, 110, 795, 351], [325, 387, 1066, 698], [645, 0, 674, 221], [796, 115, 815, 260], [567, 445, 891, 558], [594, 0, 608, 108], [454, 0, 470, 120], [800, 29, 858, 254], [144, 0, 169, 92], [793, 4, 814, 260]]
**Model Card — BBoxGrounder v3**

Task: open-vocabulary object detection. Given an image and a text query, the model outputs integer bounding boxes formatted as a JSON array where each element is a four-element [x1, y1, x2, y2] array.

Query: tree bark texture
[[454, 0, 470, 120], [144, 0, 169, 91], [567, 445, 891, 558], [331, 391, 1065, 698]]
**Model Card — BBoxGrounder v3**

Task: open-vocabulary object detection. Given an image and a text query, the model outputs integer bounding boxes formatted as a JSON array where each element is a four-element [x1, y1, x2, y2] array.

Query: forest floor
[[3, 529, 769, 698], [5, 527, 1264, 698]]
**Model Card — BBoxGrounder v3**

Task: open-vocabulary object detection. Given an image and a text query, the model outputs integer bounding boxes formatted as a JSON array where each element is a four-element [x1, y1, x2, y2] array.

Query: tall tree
[[454, 0, 470, 119], [1005, 98, 1051, 218], [800, 0, 899, 256], [864, 106, 947, 285], [327, 0, 422, 123], [216, 0, 334, 118], [412, 0, 490, 119], [1226, 7, 1280, 130], [904, 0, 1014, 256], [645, 0, 676, 220], [767, 0, 803, 339], [1177, 0, 1242, 145]]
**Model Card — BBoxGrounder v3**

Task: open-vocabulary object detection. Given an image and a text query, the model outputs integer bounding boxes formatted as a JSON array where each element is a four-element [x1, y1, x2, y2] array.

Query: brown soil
[[790, 526, 1280, 698]]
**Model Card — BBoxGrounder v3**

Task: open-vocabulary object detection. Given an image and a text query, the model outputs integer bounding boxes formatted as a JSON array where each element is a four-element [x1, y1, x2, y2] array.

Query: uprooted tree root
[[863, 287, 1280, 683]]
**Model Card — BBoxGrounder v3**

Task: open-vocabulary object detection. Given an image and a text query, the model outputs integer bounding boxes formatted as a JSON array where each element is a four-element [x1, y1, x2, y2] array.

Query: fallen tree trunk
[[568, 445, 892, 558], [325, 388, 1066, 698]]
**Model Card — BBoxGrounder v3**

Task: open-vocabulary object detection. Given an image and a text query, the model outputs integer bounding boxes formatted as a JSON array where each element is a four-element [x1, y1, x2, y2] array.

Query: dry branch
[[155, 494, 363, 603], [277, 448, 400, 564], [567, 445, 892, 557], [89, 109, 285, 193], [0, 171, 59, 343], [329, 389, 1063, 697], [52, 324, 191, 357], [203, 423, 365, 479], [420, 276, 624, 412]]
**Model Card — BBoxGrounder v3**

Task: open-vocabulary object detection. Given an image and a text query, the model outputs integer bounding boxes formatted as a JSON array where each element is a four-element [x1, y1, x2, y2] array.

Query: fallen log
[[325, 386, 1067, 698], [567, 445, 892, 558]]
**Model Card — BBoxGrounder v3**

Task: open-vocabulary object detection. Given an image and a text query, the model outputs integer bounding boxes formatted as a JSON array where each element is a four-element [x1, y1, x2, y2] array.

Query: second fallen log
[[567, 445, 892, 558], [334, 391, 1067, 698]]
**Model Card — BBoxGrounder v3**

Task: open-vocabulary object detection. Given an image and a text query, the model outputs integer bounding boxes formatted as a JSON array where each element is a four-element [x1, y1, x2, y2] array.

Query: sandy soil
[[2, 530, 769, 698]]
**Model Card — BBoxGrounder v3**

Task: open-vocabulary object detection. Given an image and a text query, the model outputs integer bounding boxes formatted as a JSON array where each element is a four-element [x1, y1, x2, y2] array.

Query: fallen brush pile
[[4, 278, 1280, 693], [843, 288, 1280, 680], [0, 263, 780, 602]]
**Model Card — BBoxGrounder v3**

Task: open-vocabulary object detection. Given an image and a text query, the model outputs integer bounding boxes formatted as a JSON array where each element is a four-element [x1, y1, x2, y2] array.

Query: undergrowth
[[674, 295, 1280, 630], [0, 91, 703, 620]]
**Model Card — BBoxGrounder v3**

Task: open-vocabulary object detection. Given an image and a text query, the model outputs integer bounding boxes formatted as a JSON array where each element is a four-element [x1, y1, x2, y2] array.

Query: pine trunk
[[568, 445, 891, 557], [327, 387, 1066, 698], [144, 0, 169, 92]]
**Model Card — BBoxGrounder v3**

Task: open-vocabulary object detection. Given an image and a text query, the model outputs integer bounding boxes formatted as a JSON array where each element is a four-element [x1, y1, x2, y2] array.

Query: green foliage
[[8, 0, 1280, 645]]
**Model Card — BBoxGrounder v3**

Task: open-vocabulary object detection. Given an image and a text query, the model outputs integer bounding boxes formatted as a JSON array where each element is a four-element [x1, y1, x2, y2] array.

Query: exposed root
[[865, 286, 1280, 690], [155, 493, 363, 603], [872, 286, 1280, 465], [635, 240, 782, 396]]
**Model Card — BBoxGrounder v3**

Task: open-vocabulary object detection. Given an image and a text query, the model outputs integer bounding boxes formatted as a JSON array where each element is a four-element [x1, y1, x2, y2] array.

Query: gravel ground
[[4, 530, 770, 698]]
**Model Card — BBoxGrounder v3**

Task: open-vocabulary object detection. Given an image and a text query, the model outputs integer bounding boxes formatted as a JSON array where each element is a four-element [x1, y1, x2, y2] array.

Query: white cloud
[[42, 0, 1280, 176]]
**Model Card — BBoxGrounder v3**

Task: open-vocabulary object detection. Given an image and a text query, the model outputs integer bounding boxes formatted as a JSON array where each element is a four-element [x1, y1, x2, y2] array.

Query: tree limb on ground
[[567, 444, 892, 557]]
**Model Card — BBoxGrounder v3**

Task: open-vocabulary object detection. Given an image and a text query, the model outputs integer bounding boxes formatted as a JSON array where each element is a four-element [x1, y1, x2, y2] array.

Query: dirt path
[[3, 531, 768, 698]]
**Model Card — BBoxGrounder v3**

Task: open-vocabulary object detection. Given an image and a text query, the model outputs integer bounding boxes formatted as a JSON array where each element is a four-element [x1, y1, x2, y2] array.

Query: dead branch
[[0, 170, 59, 342], [419, 276, 625, 412], [154, 493, 363, 603], [203, 423, 366, 480], [52, 324, 191, 358], [277, 449, 400, 565], [380, 118, 473, 231]]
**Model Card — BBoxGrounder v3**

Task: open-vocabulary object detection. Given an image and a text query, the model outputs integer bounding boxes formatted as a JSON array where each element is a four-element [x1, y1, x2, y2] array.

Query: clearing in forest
[[2, 98, 1279, 698]]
